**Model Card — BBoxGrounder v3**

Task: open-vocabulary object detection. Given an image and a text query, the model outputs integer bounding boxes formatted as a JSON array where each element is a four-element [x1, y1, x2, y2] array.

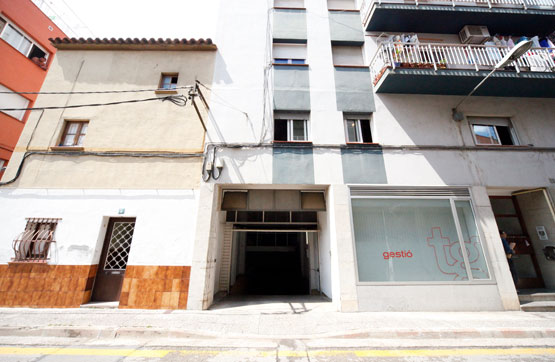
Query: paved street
[[0, 344, 554, 361], [1, 298, 555, 361]]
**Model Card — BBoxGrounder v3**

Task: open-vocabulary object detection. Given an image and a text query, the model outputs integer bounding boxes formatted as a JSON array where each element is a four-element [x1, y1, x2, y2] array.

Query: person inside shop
[[500, 230, 518, 285]]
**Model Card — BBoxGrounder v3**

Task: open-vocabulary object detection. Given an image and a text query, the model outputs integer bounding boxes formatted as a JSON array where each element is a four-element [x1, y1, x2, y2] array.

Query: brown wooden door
[[92, 218, 136, 302], [490, 196, 544, 289]]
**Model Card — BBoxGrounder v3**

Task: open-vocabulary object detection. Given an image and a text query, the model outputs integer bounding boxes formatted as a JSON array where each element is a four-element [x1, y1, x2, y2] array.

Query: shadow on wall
[[377, 94, 555, 187]]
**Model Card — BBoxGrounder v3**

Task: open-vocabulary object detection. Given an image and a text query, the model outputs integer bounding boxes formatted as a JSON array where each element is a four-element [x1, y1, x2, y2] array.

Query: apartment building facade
[[0, 0, 553, 312], [187, 0, 555, 312], [0, 0, 66, 178], [0, 37, 216, 308]]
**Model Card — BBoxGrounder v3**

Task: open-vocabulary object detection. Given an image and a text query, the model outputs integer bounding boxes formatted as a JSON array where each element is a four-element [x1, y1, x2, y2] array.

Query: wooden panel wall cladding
[[119, 266, 191, 310], [0, 264, 97, 307]]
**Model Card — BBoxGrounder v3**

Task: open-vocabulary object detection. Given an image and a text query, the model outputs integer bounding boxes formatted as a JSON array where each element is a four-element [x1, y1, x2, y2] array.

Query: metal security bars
[[103, 222, 135, 271], [370, 43, 555, 85], [12, 218, 60, 262]]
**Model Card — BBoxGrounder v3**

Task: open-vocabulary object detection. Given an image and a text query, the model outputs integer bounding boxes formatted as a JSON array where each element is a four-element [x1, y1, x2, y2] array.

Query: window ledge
[[50, 146, 85, 151], [344, 142, 381, 149], [154, 89, 178, 95], [273, 63, 309, 67], [328, 9, 360, 12], [273, 141, 313, 148], [334, 65, 368, 68], [273, 7, 307, 10]]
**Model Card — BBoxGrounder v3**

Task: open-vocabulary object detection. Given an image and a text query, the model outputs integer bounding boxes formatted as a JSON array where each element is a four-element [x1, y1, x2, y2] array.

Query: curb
[[1, 326, 555, 340]]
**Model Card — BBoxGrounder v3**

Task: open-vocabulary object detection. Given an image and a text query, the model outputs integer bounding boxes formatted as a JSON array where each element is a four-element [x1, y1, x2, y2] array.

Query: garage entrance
[[231, 231, 311, 295]]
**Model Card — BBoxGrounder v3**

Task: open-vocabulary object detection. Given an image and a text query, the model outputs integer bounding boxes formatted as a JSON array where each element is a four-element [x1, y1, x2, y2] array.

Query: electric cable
[[0, 150, 202, 187], [0, 86, 194, 95], [0, 95, 187, 112]]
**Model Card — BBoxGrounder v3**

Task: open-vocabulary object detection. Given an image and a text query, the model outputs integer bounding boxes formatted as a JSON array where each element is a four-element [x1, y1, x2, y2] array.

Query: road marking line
[[0, 347, 170, 357], [0, 347, 554, 358]]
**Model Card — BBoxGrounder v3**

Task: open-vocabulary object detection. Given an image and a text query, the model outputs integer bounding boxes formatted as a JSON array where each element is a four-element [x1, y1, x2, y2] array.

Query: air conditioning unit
[[459, 25, 491, 44]]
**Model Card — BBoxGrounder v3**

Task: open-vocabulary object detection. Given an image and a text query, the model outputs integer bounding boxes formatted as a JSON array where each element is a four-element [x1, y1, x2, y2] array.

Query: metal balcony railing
[[361, 0, 555, 25], [12, 229, 55, 262], [370, 42, 555, 85]]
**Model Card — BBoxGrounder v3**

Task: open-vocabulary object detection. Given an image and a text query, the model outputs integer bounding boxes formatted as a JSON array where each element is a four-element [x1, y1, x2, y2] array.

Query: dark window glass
[[274, 58, 289, 64], [291, 211, 317, 223], [291, 59, 305, 64], [496, 126, 514, 145], [225, 211, 236, 222], [274, 119, 288, 141], [264, 211, 290, 222], [360, 119, 372, 143], [237, 211, 263, 222]]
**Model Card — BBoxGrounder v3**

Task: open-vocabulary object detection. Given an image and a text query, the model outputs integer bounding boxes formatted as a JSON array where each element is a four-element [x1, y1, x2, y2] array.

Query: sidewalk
[[1, 295, 554, 343]]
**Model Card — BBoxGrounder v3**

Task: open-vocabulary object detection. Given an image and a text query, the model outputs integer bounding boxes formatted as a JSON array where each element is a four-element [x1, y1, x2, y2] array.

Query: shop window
[[159, 73, 178, 89], [0, 83, 30, 121], [469, 117, 518, 146], [0, 20, 49, 69], [351, 197, 490, 282], [273, 43, 307, 65], [13, 218, 59, 262], [59, 121, 88, 147], [274, 113, 309, 142], [345, 117, 372, 143]]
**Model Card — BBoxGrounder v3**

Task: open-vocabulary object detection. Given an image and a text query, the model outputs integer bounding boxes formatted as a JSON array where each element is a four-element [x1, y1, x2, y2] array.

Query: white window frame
[[0, 17, 49, 61], [468, 117, 519, 146], [349, 192, 494, 286], [0, 159, 5, 171], [274, 113, 310, 142], [344, 116, 372, 143]]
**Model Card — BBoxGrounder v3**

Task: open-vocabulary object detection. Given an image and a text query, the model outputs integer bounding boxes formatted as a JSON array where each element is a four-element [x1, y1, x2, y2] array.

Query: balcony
[[361, 0, 555, 34], [370, 43, 555, 97]]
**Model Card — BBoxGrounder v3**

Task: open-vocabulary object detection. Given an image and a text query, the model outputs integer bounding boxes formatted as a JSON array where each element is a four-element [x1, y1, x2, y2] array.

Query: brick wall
[[0, 264, 97, 307], [119, 265, 190, 309]]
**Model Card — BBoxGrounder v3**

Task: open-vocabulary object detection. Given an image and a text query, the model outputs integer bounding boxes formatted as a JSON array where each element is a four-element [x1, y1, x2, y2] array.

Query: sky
[[32, 0, 219, 40]]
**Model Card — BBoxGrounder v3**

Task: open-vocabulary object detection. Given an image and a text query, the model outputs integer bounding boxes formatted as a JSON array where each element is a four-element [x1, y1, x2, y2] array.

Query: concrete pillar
[[471, 186, 520, 311], [187, 183, 219, 310], [328, 184, 359, 312]]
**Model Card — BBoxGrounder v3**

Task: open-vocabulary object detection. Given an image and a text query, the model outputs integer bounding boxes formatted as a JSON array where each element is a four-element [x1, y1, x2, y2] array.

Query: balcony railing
[[361, 0, 555, 13], [370, 42, 555, 85], [12, 229, 55, 262]]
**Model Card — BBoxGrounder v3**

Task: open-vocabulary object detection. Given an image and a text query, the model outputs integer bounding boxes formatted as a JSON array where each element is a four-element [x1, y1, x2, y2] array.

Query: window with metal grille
[[103, 221, 135, 271], [12, 218, 59, 262], [59, 121, 88, 147]]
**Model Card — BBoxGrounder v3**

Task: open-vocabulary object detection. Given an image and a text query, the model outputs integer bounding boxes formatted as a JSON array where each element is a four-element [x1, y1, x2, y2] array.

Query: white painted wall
[[0, 189, 199, 266]]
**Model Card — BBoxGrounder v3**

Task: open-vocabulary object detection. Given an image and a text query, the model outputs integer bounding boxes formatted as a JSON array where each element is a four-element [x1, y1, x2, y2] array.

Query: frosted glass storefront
[[352, 198, 490, 282]]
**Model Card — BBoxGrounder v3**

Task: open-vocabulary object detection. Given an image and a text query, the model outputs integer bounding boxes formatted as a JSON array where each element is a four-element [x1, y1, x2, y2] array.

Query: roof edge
[[49, 37, 217, 51]]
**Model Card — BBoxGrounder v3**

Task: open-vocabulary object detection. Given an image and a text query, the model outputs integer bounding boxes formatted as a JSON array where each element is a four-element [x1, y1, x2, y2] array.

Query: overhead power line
[[0, 95, 187, 112], [0, 86, 194, 95]]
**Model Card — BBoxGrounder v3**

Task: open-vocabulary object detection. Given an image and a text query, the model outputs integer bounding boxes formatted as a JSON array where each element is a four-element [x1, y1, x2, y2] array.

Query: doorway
[[490, 194, 549, 289], [229, 231, 314, 295], [91, 218, 136, 302]]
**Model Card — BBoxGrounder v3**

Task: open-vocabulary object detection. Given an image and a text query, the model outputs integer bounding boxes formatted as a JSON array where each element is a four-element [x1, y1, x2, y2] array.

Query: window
[[469, 117, 518, 146], [273, 43, 307, 65], [159, 73, 178, 89], [345, 118, 372, 143], [332, 45, 364, 66], [60, 121, 88, 147], [0, 19, 49, 68], [274, 0, 305, 8], [328, 0, 356, 10], [13, 218, 59, 262], [0, 83, 30, 121], [351, 197, 490, 282], [274, 114, 309, 141]]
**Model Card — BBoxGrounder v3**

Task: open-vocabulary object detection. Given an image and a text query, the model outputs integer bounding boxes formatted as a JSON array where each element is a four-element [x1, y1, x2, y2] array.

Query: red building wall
[[0, 0, 66, 178]]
